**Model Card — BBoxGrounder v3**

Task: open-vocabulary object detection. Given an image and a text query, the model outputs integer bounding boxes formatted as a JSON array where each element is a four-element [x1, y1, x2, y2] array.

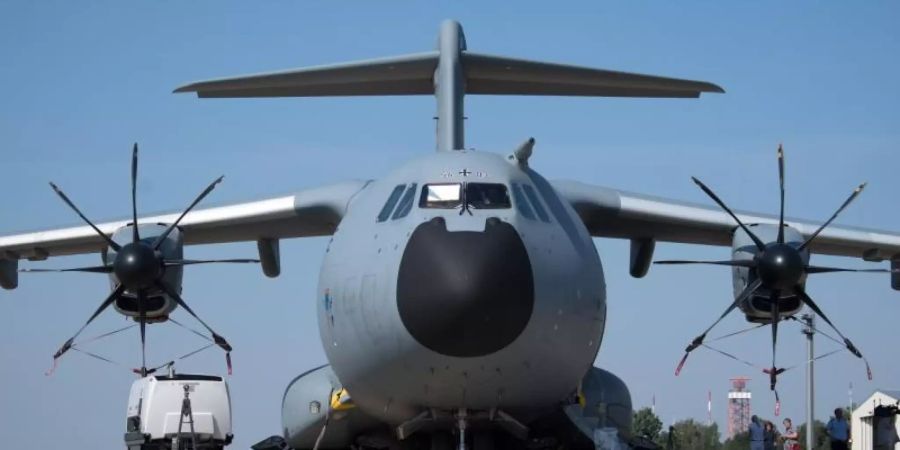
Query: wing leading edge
[[553, 180, 900, 286], [0, 180, 369, 289]]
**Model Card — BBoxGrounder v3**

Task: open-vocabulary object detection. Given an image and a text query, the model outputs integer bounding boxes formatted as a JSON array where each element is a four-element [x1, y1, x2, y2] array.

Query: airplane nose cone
[[397, 217, 534, 357]]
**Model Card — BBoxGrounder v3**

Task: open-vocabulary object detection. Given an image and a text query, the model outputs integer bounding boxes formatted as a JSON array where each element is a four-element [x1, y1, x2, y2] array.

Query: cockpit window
[[420, 183, 461, 209], [391, 183, 418, 219], [511, 183, 536, 220], [465, 183, 510, 209], [377, 184, 406, 222], [420, 183, 511, 210], [522, 184, 550, 222]]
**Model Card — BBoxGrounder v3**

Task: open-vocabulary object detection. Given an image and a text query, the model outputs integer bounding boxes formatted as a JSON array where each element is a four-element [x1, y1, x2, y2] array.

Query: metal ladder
[[174, 385, 199, 450]]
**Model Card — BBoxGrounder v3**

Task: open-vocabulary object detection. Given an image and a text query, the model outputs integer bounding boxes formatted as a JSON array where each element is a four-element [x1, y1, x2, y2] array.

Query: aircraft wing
[[0, 180, 369, 289], [553, 180, 900, 277]]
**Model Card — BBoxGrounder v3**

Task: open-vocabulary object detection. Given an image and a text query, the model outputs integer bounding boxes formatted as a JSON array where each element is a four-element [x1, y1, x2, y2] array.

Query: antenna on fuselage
[[174, 20, 724, 152]]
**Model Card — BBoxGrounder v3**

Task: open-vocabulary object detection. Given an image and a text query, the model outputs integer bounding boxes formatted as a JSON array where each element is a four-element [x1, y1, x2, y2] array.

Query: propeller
[[658, 145, 883, 390], [27, 143, 258, 376]]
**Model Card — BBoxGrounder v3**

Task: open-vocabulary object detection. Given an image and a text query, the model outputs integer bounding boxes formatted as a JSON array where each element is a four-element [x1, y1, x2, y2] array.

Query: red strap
[[45, 358, 60, 376], [774, 389, 782, 416], [675, 353, 689, 376]]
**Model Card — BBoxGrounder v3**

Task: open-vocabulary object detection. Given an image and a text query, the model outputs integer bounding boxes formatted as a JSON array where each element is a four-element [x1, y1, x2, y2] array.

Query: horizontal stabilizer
[[462, 52, 724, 98], [173, 20, 724, 151], [174, 52, 723, 99], [174, 52, 439, 98]]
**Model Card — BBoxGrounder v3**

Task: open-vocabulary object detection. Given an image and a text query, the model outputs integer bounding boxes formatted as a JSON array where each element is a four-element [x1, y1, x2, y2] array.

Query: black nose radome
[[397, 217, 534, 357]]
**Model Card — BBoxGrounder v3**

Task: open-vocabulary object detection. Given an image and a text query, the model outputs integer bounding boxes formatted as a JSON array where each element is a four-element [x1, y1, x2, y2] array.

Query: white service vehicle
[[125, 373, 233, 450]]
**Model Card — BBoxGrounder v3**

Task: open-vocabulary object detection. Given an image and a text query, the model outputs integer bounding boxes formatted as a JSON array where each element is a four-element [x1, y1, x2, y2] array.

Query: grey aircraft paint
[[159, 19, 721, 447], [317, 150, 606, 426]]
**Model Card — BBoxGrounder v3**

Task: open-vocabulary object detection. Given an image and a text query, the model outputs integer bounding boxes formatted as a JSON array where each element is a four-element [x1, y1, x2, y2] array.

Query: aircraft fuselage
[[317, 150, 606, 424]]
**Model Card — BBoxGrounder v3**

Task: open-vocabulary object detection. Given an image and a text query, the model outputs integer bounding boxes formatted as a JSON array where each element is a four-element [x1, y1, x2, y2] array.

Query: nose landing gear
[[455, 409, 467, 450], [399, 408, 524, 450]]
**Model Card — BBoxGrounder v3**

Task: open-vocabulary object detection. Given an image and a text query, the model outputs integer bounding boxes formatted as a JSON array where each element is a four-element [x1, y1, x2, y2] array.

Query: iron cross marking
[[459, 168, 471, 177]]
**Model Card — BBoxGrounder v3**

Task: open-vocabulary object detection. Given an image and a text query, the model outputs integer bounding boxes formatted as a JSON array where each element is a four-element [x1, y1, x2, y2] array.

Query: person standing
[[825, 408, 850, 450], [750, 415, 765, 450], [763, 421, 777, 450], [781, 418, 799, 450]]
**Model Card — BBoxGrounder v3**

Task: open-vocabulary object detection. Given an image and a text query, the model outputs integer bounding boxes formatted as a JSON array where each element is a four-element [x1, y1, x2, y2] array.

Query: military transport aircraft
[[1, 20, 899, 450]]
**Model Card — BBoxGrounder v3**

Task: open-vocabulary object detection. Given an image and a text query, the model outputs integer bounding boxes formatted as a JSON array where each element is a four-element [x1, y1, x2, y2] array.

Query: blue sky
[[1, 2, 899, 448]]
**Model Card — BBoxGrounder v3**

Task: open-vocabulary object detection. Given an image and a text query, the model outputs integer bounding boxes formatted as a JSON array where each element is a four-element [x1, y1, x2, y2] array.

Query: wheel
[[430, 431, 454, 450], [472, 431, 494, 450]]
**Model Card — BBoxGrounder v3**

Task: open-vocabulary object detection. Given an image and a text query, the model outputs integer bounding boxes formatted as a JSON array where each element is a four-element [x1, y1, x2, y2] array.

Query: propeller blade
[[795, 288, 864, 359], [49, 182, 121, 252], [654, 259, 756, 268], [152, 176, 224, 250], [776, 145, 785, 244], [154, 281, 232, 352], [78, 285, 127, 339], [137, 289, 148, 377], [50, 285, 125, 363], [769, 290, 780, 390], [798, 182, 867, 251], [20, 265, 113, 273], [131, 143, 140, 244], [806, 265, 898, 274], [691, 177, 766, 251], [675, 279, 762, 375], [163, 258, 260, 267]]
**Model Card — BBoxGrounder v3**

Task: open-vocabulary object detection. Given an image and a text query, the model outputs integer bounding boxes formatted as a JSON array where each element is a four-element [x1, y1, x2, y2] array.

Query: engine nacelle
[[105, 223, 184, 322], [731, 223, 808, 322]]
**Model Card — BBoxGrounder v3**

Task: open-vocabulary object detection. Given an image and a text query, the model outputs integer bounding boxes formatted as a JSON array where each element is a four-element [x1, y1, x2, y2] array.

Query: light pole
[[802, 313, 815, 450]]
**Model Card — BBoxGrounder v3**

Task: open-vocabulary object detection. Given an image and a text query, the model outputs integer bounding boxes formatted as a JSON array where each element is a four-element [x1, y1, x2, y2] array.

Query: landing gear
[[471, 431, 494, 450], [430, 432, 454, 450], [430, 429, 495, 450], [456, 409, 467, 450], [394, 408, 530, 450]]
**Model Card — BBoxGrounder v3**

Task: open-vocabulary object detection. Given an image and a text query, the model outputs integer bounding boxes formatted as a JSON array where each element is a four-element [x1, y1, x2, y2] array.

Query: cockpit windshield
[[420, 183, 511, 210], [465, 183, 510, 209], [420, 183, 461, 208]]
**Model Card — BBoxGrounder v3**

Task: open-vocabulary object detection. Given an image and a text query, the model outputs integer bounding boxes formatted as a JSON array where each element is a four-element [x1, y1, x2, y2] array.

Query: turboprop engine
[[730, 223, 808, 323], [106, 223, 185, 322], [656, 145, 886, 394], [20, 143, 259, 376]]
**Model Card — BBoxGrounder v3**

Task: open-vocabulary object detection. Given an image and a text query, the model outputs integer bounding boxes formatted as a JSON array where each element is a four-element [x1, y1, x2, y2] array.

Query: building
[[728, 377, 752, 439], [851, 389, 900, 450]]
